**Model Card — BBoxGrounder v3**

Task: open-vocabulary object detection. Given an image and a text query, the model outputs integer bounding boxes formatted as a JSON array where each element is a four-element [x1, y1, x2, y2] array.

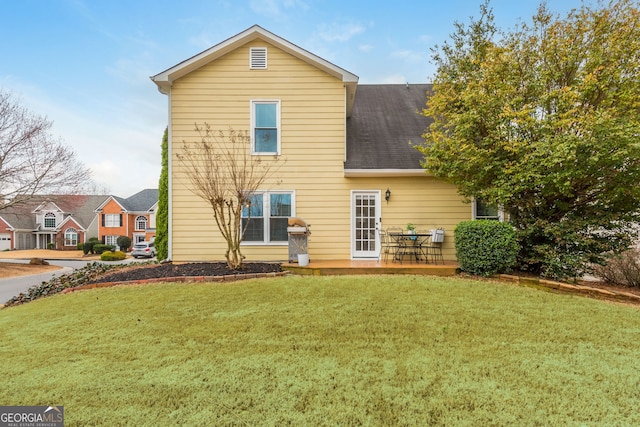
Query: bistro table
[[388, 232, 432, 264]]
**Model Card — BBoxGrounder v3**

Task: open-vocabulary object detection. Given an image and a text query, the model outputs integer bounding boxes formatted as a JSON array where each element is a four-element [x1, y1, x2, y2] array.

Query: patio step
[[282, 259, 459, 276]]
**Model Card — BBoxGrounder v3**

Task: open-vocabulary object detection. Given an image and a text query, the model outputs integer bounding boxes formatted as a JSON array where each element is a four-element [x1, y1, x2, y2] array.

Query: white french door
[[351, 191, 381, 258]]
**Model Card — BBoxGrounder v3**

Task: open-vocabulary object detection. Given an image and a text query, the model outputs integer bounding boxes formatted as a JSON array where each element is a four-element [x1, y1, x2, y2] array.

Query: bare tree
[[0, 89, 94, 210], [176, 125, 282, 269]]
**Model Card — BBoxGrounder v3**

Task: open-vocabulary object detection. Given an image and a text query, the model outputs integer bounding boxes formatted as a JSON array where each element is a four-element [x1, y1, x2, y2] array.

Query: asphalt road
[[0, 258, 137, 305]]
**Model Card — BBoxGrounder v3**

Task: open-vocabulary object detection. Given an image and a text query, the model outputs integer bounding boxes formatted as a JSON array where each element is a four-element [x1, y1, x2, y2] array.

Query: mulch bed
[[86, 262, 283, 284]]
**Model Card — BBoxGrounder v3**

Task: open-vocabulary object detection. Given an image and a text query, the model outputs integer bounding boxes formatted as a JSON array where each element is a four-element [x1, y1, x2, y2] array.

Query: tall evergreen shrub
[[155, 127, 169, 261]]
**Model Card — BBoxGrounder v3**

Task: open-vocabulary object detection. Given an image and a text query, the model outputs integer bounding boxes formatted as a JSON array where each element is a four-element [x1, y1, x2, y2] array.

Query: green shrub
[[93, 244, 115, 254], [455, 220, 518, 276], [83, 241, 95, 255], [116, 235, 132, 252], [77, 242, 83, 251], [47, 242, 55, 250], [100, 250, 126, 261], [82, 237, 100, 255]]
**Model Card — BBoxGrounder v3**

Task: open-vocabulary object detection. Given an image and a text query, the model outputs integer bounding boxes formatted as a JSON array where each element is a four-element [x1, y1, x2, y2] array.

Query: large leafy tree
[[418, 0, 640, 279]]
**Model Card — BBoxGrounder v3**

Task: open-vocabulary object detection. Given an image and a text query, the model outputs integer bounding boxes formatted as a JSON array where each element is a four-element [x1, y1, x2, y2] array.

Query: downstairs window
[[242, 192, 293, 244]]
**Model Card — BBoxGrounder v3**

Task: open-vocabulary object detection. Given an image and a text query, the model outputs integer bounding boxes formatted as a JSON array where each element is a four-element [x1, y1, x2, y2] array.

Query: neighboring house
[[0, 195, 108, 251], [95, 189, 158, 247], [151, 25, 478, 262]]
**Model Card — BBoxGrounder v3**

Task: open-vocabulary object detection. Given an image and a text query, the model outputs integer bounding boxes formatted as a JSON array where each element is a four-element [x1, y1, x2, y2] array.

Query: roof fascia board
[[31, 201, 63, 214], [58, 216, 84, 231], [94, 196, 125, 213], [0, 216, 12, 229]]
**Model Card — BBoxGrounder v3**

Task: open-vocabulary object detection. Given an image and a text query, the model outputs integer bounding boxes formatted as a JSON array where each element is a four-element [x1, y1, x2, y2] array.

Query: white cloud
[[391, 49, 425, 62], [107, 55, 155, 86], [380, 73, 408, 84], [189, 31, 216, 50], [316, 21, 365, 43], [358, 44, 374, 52], [1, 76, 163, 197], [89, 160, 120, 187], [249, 0, 309, 20], [419, 34, 433, 44]]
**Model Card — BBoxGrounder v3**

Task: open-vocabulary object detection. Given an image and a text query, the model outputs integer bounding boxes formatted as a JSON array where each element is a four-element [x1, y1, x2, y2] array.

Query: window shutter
[[102, 236, 105, 244], [250, 47, 267, 69], [102, 214, 105, 227], [119, 214, 123, 226]]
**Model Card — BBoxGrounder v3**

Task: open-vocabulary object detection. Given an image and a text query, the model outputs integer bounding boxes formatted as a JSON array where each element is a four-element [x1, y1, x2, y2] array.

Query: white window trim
[[250, 99, 281, 156], [44, 212, 56, 229], [105, 235, 118, 247], [472, 198, 505, 221], [104, 214, 120, 228], [135, 215, 148, 231], [64, 228, 78, 246], [242, 190, 295, 246]]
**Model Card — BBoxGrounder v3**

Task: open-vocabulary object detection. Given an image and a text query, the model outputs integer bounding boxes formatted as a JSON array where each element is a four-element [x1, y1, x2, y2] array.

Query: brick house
[[0, 195, 108, 251], [95, 189, 158, 248]]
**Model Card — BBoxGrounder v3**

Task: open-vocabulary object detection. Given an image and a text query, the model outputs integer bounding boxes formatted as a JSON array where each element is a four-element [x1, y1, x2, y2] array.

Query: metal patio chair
[[422, 228, 445, 264], [379, 227, 400, 263]]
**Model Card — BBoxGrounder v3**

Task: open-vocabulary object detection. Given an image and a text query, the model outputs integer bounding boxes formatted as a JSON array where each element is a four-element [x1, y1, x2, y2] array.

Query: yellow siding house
[[151, 25, 472, 262]]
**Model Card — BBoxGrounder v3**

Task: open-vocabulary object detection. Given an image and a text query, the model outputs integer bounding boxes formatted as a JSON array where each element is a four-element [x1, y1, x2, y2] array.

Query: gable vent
[[250, 47, 267, 69]]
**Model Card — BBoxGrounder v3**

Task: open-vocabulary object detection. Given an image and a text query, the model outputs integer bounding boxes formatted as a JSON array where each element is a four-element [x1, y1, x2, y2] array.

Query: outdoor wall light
[[385, 188, 391, 203]]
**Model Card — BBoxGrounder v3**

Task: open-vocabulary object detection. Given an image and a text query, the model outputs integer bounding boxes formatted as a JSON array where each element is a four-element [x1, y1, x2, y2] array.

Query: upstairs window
[[251, 100, 280, 154], [250, 47, 267, 69], [135, 215, 148, 231], [44, 213, 56, 228], [103, 214, 122, 227]]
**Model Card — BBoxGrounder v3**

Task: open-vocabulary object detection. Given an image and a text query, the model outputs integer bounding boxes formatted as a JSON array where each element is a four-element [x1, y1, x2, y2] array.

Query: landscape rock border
[[61, 271, 290, 294], [497, 273, 640, 305]]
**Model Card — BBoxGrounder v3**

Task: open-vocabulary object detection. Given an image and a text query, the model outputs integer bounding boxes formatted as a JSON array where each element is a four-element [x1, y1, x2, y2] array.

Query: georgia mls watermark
[[0, 406, 64, 427]]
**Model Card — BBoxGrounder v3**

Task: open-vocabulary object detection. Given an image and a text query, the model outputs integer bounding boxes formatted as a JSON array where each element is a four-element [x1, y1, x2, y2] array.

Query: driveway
[[0, 266, 74, 304], [0, 249, 139, 304], [0, 249, 100, 262]]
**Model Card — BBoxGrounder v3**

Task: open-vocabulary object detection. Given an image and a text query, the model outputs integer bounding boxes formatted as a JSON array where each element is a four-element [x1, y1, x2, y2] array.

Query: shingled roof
[[0, 195, 109, 230], [98, 189, 158, 213], [119, 189, 158, 212], [345, 84, 433, 172]]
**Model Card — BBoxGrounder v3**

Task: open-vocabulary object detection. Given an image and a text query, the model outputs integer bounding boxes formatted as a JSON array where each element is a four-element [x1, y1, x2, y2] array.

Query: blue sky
[[1, 0, 588, 197]]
